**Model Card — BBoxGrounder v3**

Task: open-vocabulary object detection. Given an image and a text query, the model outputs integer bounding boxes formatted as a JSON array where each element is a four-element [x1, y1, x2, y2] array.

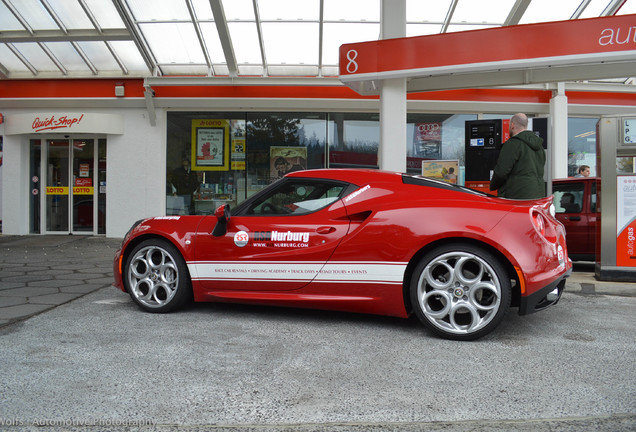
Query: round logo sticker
[[234, 231, 249, 247]]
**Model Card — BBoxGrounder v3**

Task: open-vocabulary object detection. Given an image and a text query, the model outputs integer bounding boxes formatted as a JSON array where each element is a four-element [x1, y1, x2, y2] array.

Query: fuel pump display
[[464, 119, 507, 193]]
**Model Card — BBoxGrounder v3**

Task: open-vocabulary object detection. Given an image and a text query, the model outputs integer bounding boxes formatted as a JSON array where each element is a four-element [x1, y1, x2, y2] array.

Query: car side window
[[590, 182, 597, 213], [553, 183, 584, 214], [245, 180, 349, 216]]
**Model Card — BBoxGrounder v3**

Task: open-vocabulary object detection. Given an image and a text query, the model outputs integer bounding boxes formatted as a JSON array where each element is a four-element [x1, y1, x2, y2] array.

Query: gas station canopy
[[339, 13, 636, 94], [0, 0, 635, 87]]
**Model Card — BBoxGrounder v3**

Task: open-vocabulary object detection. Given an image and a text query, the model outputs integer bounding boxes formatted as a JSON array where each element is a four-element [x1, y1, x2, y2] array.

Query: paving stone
[[0, 287, 58, 297], [0, 282, 25, 291], [29, 279, 85, 288], [28, 293, 81, 305], [0, 303, 52, 320], [0, 297, 28, 307]]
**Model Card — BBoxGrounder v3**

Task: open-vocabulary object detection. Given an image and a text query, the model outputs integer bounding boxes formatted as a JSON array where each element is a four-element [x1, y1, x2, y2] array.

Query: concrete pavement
[[0, 235, 634, 328], [0, 235, 635, 431]]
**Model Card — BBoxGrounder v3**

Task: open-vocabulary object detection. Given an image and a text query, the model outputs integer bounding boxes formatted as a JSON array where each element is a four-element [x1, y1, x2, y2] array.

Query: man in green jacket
[[489, 113, 546, 199]]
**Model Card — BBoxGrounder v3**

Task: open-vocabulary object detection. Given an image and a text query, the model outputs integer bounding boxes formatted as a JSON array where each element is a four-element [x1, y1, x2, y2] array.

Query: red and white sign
[[4, 112, 124, 135], [79, 163, 90, 178], [415, 122, 442, 142], [340, 14, 636, 94], [617, 176, 636, 267]]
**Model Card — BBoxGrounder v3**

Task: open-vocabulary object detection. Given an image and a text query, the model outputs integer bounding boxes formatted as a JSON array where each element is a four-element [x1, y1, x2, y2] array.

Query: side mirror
[[212, 204, 230, 237]]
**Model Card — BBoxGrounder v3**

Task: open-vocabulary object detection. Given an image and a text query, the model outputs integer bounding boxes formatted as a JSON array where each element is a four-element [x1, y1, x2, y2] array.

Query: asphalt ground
[[0, 235, 635, 431]]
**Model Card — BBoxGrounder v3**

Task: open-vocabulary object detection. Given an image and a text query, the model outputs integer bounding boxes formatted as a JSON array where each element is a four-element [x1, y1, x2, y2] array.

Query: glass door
[[42, 137, 103, 234], [71, 138, 96, 233], [46, 139, 70, 232]]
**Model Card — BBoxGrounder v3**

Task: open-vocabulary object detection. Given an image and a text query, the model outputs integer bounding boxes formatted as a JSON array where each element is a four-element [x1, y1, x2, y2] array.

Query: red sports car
[[113, 169, 571, 340]]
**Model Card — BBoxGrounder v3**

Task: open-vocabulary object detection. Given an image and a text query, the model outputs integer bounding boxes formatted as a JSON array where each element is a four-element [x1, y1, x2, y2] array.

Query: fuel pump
[[596, 115, 636, 281], [464, 119, 506, 193], [464, 118, 548, 195]]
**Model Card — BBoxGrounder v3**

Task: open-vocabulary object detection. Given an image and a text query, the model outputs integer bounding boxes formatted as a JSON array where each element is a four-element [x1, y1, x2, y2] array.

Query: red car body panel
[[113, 169, 571, 319]]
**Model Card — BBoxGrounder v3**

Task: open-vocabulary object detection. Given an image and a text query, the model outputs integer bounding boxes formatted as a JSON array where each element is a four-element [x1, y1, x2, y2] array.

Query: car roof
[[285, 168, 405, 185], [552, 176, 598, 183]]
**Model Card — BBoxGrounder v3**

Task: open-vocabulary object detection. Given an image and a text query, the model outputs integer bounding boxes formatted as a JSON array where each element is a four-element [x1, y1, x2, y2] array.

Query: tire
[[123, 239, 192, 313], [410, 243, 511, 341]]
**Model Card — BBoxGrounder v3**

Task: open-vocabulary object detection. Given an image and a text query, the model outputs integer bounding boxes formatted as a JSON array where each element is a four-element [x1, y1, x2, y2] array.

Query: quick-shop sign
[[32, 114, 84, 132], [4, 112, 124, 135]]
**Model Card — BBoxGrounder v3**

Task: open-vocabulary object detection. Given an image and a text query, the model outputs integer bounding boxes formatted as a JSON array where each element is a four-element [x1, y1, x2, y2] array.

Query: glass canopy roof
[[0, 0, 634, 84]]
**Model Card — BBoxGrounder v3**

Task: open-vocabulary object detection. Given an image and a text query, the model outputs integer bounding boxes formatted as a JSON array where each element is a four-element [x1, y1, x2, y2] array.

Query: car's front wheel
[[410, 243, 511, 340], [124, 239, 191, 313]]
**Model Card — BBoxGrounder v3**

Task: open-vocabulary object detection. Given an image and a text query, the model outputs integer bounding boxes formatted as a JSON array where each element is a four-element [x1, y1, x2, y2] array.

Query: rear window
[[553, 183, 585, 213]]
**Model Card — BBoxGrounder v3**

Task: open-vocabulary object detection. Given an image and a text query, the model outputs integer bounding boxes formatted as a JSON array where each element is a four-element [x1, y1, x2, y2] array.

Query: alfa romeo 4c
[[113, 169, 571, 340]]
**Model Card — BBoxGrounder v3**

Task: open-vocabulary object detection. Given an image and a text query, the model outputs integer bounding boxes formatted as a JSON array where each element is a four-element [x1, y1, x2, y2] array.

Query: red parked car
[[113, 169, 571, 340], [552, 177, 598, 261]]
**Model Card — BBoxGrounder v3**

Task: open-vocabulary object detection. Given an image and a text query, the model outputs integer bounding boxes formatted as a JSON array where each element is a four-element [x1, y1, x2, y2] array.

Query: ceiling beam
[[252, 0, 268, 77], [144, 76, 343, 87], [210, 0, 238, 78], [112, 0, 159, 75], [38, 42, 68, 75], [571, 0, 592, 19], [602, 0, 627, 15], [504, 0, 532, 26], [6, 43, 37, 75], [318, 0, 324, 77], [0, 62, 9, 79], [2, 0, 34, 34], [186, 0, 213, 76], [440, 0, 459, 33], [0, 29, 132, 43]]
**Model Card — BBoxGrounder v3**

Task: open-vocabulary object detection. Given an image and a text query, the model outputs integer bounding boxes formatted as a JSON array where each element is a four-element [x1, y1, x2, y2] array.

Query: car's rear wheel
[[124, 239, 191, 313], [410, 243, 511, 341]]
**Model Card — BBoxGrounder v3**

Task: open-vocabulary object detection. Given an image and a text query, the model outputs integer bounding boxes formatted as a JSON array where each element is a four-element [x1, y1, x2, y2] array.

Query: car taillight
[[531, 208, 558, 243], [532, 211, 546, 237]]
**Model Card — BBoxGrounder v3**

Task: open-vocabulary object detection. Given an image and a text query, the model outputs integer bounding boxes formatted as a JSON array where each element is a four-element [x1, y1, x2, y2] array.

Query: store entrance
[[30, 137, 106, 235]]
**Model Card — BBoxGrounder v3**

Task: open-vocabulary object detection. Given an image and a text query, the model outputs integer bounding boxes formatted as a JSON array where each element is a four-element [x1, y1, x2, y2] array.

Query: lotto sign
[[73, 187, 94, 195], [46, 186, 69, 195]]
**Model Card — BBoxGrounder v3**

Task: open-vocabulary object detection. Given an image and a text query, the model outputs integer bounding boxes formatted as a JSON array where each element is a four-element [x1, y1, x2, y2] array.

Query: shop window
[[406, 114, 476, 177], [166, 111, 478, 216], [246, 112, 326, 198], [166, 112, 327, 215], [327, 113, 379, 168], [568, 117, 598, 177]]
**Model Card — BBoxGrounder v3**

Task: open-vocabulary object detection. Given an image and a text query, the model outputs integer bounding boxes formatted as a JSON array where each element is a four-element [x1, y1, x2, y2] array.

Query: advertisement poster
[[422, 160, 459, 184], [616, 175, 636, 267], [231, 139, 246, 170], [270, 146, 307, 180], [230, 120, 246, 171], [191, 119, 230, 171], [414, 122, 442, 159]]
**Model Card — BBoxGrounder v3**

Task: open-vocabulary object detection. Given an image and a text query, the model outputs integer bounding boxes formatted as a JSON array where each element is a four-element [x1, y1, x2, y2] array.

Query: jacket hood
[[514, 130, 544, 151]]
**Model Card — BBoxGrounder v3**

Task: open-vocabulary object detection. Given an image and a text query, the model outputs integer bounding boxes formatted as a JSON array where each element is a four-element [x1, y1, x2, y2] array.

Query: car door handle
[[567, 216, 581, 221], [316, 226, 336, 234]]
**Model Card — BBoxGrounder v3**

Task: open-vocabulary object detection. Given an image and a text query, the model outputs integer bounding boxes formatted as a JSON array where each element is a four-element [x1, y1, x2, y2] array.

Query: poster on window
[[270, 147, 307, 180], [414, 122, 442, 159], [422, 160, 459, 184], [191, 119, 230, 171], [230, 119, 246, 170], [616, 175, 636, 267]]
